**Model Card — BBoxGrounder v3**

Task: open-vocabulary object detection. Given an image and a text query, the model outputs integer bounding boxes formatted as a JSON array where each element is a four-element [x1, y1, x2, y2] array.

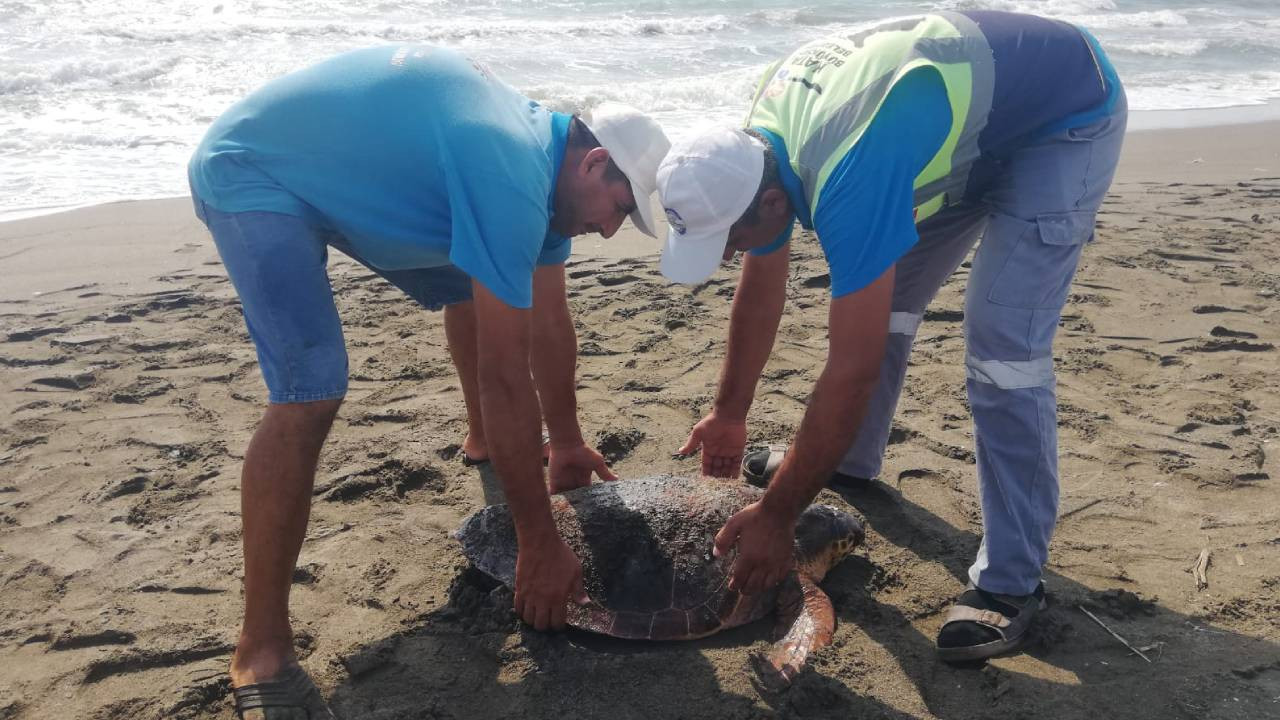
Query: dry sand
[[0, 121, 1277, 719]]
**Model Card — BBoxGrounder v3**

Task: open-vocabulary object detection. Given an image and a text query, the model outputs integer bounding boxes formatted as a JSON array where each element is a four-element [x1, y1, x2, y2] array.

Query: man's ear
[[759, 187, 790, 220], [579, 146, 612, 178]]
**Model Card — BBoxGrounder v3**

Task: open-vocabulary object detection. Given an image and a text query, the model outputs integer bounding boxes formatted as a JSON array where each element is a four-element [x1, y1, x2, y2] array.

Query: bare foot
[[461, 432, 550, 463], [230, 636, 296, 688], [461, 433, 488, 463]]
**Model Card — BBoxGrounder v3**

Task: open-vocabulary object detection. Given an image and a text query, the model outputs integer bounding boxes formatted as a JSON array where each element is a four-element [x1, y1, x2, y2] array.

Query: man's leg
[[443, 301, 488, 461], [836, 205, 989, 480], [233, 399, 341, 685], [963, 95, 1127, 597], [935, 91, 1127, 661], [195, 201, 350, 698]]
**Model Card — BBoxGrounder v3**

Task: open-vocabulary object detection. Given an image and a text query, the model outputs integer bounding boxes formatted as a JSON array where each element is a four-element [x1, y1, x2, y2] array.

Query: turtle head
[[794, 505, 865, 580]]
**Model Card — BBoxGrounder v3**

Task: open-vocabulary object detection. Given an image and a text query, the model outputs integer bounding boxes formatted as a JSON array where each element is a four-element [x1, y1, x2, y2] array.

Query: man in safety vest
[[658, 11, 1125, 662]]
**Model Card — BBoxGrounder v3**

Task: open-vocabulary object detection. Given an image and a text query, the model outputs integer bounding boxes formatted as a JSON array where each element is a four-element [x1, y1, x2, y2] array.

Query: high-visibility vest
[[746, 13, 994, 223]]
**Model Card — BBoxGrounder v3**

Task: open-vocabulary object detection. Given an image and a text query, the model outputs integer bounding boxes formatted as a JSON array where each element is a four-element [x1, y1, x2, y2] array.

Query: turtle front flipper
[[750, 573, 835, 692]]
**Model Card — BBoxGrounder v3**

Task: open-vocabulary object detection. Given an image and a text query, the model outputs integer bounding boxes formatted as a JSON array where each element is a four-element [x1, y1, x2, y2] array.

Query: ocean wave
[[88, 14, 742, 45], [1068, 10, 1190, 30], [931, 1, 1190, 30], [523, 66, 765, 118], [1112, 39, 1209, 58], [932, 0, 1118, 16], [1124, 70, 1280, 110], [0, 56, 181, 96], [0, 128, 187, 150], [745, 8, 865, 27]]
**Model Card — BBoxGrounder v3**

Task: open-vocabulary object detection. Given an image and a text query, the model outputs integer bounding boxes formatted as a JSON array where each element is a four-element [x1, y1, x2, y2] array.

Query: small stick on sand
[[1059, 498, 1104, 520], [1193, 548, 1211, 590], [1078, 605, 1153, 663]]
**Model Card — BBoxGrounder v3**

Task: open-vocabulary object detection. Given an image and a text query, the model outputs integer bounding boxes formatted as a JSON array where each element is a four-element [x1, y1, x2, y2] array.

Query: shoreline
[[1, 116, 1277, 305], [2, 102, 1279, 227]]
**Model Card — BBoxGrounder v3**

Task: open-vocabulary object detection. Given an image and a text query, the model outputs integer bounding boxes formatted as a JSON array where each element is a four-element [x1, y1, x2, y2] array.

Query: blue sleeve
[[813, 67, 952, 298], [537, 232, 572, 266], [444, 161, 549, 309]]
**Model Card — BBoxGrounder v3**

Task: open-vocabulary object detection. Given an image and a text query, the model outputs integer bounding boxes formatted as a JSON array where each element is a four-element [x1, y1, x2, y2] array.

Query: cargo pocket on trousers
[[987, 210, 1095, 310]]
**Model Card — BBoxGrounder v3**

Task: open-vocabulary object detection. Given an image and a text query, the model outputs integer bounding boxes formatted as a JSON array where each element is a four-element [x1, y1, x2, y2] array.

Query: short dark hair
[[735, 128, 782, 227], [568, 115, 629, 184]]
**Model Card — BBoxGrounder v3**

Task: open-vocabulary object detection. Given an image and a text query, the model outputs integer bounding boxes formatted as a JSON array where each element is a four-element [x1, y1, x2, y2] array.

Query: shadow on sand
[[324, 479, 1278, 719]]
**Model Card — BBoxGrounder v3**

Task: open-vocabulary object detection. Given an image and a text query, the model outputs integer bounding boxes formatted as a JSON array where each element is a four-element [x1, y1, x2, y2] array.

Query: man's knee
[[263, 397, 343, 433]]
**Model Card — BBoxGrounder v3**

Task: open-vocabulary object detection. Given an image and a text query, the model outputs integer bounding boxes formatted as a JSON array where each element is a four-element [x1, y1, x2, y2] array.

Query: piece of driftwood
[[1078, 605, 1153, 663], [1193, 548, 1211, 590]]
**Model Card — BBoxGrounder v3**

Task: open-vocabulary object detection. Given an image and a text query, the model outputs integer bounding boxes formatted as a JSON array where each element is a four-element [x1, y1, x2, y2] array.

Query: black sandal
[[742, 444, 787, 486], [936, 582, 1046, 663], [743, 445, 872, 492], [232, 664, 336, 719]]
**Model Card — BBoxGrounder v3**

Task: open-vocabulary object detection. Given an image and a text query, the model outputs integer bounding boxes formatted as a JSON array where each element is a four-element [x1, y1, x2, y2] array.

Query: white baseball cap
[[656, 128, 766, 284], [583, 102, 670, 238]]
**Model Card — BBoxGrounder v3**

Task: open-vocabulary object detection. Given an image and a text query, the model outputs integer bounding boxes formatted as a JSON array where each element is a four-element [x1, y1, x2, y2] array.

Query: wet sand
[[0, 121, 1277, 719]]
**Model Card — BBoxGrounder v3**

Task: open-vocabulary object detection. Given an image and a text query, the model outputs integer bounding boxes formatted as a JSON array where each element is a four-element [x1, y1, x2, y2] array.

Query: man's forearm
[[760, 266, 894, 518], [479, 361, 556, 539], [763, 367, 876, 518], [715, 250, 788, 419], [530, 296, 584, 447]]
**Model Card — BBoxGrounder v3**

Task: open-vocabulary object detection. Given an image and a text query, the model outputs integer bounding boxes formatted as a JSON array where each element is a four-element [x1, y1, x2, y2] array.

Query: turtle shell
[[455, 475, 776, 640]]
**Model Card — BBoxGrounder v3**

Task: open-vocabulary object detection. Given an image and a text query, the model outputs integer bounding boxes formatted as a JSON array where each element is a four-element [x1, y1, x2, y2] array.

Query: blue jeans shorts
[[192, 195, 472, 404]]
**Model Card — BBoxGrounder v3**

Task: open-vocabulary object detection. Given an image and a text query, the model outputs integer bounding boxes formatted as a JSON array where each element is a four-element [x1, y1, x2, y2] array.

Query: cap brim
[[629, 181, 658, 238], [659, 225, 728, 285]]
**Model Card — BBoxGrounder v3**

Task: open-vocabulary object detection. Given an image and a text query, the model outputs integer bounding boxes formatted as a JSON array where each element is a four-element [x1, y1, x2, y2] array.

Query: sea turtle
[[455, 474, 865, 688]]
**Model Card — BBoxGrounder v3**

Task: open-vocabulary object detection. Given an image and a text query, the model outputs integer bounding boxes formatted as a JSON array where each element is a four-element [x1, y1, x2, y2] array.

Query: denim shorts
[[192, 195, 472, 404]]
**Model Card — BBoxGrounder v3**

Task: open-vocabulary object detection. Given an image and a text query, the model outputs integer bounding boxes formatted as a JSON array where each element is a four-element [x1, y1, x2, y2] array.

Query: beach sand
[[0, 121, 1277, 719]]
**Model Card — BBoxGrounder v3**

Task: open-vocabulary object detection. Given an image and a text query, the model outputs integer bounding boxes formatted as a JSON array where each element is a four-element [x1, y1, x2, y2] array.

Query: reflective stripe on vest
[[746, 12, 994, 223]]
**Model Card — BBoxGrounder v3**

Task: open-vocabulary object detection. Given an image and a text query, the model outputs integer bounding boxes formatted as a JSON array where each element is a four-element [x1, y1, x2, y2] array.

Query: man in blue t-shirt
[[188, 46, 669, 715], [657, 11, 1126, 665]]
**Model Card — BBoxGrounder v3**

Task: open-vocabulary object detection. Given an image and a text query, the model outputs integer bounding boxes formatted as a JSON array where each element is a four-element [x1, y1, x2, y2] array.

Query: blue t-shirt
[[189, 46, 571, 309]]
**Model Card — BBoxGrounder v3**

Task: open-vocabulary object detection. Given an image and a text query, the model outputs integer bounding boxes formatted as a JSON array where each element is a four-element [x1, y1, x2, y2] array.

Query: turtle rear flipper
[[750, 573, 835, 692]]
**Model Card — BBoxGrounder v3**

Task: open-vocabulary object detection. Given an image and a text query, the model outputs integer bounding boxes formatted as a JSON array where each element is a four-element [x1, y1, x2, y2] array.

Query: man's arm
[[530, 263, 616, 491], [714, 265, 894, 593], [471, 278, 588, 629], [680, 243, 791, 477]]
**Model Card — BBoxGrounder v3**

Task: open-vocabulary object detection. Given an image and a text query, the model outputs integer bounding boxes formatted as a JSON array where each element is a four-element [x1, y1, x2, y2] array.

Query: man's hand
[[713, 499, 797, 595], [547, 443, 617, 494], [514, 531, 590, 631], [679, 412, 748, 478]]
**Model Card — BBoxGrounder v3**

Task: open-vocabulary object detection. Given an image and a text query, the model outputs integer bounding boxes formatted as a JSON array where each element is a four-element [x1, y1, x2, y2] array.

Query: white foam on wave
[[932, 0, 1189, 29], [1114, 38, 1210, 58], [932, 0, 1117, 17], [86, 13, 744, 46], [1126, 69, 1280, 111], [1067, 9, 1190, 29], [5, 0, 1280, 216], [524, 65, 765, 138], [0, 56, 182, 95]]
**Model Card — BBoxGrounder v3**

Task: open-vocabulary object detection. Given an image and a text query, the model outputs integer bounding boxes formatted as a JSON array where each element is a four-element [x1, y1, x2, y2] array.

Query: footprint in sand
[[30, 372, 95, 390], [1210, 326, 1259, 339], [1183, 338, 1275, 353]]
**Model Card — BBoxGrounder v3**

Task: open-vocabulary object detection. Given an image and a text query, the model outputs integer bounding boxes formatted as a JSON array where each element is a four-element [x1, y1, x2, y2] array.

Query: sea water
[[2, 0, 1277, 218]]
